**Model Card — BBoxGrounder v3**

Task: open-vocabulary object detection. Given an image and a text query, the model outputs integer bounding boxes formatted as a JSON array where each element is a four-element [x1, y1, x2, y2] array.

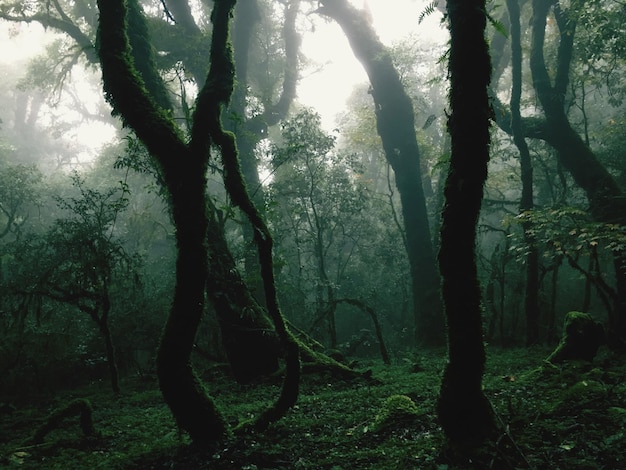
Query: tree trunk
[[507, 0, 540, 345], [437, 0, 495, 448], [205, 205, 280, 383], [317, 0, 443, 346], [98, 292, 120, 394], [96, 0, 229, 444], [335, 298, 390, 365]]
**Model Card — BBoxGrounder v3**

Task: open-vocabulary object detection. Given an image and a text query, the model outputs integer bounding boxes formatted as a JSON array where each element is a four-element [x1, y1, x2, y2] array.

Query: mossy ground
[[1, 347, 624, 469]]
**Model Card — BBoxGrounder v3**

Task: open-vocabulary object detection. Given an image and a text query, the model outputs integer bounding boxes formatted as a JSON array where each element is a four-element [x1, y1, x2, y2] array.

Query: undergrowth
[[0, 347, 624, 469]]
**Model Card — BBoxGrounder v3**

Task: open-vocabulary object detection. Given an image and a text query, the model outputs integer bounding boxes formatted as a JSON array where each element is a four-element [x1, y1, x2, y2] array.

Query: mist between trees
[[0, 0, 625, 465]]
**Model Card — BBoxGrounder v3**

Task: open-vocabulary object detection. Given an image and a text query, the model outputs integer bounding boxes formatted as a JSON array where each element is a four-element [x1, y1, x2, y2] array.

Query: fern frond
[[418, 1, 438, 24], [486, 12, 508, 38]]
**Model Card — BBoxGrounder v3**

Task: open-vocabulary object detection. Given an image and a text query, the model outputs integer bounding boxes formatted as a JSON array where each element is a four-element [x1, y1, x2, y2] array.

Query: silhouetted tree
[[437, 0, 495, 448]]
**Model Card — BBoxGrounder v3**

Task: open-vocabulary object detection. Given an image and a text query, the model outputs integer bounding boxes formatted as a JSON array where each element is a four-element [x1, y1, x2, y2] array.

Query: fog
[[0, 1, 625, 467]]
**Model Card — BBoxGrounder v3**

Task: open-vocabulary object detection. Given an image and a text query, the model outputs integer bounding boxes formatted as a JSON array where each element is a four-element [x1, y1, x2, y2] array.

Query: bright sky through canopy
[[0, 1, 447, 154], [298, 0, 446, 129]]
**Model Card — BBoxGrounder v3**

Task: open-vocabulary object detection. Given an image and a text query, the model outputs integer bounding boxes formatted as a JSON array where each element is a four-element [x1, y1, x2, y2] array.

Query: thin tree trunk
[[547, 258, 561, 344], [98, 290, 120, 394]]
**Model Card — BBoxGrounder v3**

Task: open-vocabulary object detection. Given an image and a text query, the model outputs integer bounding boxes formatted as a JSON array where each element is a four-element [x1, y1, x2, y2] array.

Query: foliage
[[268, 110, 367, 305], [418, 1, 438, 25], [1, 172, 139, 393], [0, 163, 43, 239], [575, 0, 626, 107], [7, 173, 136, 303], [266, 109, 406, 347], [507, 207, 626, 264]]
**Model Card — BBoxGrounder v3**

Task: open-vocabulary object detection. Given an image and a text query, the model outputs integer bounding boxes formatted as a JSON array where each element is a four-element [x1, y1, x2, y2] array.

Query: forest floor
[[1, 346, 625, 469]]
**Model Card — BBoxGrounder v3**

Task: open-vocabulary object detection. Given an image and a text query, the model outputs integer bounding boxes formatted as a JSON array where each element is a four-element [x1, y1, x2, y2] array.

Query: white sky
[[298, 0, 447, 128], [0, 22, 117, 164]]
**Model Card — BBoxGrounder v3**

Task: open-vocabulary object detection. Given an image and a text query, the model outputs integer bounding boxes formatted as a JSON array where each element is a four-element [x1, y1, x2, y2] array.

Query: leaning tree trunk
[[437, 0, 495, 448], [317, 0, 443, 346]]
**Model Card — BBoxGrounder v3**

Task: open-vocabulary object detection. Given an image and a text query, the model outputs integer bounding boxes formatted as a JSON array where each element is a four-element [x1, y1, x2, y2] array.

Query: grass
[[1, 346, 625, 469]]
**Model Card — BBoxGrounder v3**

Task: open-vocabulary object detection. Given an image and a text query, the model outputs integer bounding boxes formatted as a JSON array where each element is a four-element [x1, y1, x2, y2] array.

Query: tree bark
[[317, 0, 443, 346], [437, 0, 495, 448]]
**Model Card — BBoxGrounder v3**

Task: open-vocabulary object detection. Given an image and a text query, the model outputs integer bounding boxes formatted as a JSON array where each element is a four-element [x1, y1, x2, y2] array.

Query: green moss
[[370, 394, 423, 433], [3, 348, 626, 469]]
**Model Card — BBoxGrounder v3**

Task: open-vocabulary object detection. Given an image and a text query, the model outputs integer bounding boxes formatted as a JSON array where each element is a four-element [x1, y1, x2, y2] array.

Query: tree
[[437, 0, 495, 448], [491, 0, 626, 348], [268, 109, 372, 348], [5, 174, 135, 394], [506, 0, 541, 345], [0, 163, 42, 240], [528, 0, 626, 349], [96, 0, 299, 444], [313, 0, 444, 346]]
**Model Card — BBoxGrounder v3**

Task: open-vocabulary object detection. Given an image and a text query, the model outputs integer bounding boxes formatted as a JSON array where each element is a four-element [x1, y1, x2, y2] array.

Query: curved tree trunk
[[334, 298, 390, 365], [437, 0, 495, 448], [96, 0, 230, 444], [317, 0, 443, 346]]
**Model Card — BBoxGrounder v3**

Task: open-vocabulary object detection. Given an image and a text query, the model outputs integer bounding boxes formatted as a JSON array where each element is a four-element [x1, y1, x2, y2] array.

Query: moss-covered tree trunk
[[437, 0, 495, 448], [529, 0, 626, 350], [317, 0, 443, 346], [96, 0, 230, 444], [130, 0, 285, 383], [204, 204, 280, 383]]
